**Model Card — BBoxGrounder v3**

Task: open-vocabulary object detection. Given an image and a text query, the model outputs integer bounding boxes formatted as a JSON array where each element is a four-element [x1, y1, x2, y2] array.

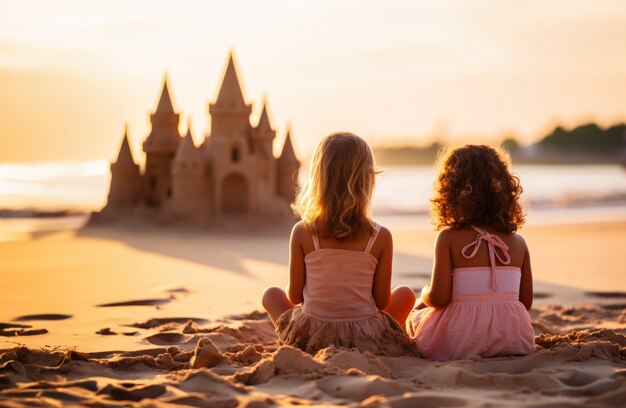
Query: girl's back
[[410, 226, 535, 360], [447, 227, 526, 269], [409, 144, 535, 360], [301, 223, 381, 319], [274, 219, 414, 355], [262, 132, 417, 356]]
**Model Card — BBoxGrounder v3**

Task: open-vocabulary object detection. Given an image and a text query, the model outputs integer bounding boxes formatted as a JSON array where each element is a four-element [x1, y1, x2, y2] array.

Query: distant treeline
[[373, 143, 442, 166], [374, 122, 626, 166]]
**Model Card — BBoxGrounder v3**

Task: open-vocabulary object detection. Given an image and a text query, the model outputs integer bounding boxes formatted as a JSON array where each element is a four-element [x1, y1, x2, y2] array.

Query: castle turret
[[106, 125, 141, 211], [206, 52, 256, 215], [142, 75, 181, 207], [252, 100, 277, 192], [252, 100, 276, 155], [208, 52, 252, 139], [172, 121, 204, 172], [169, 121, 210, 217], [276, 127, 300, 202]]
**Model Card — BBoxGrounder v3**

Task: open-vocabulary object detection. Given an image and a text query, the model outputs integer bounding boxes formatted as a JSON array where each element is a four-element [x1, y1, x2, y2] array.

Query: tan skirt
[[276, 307, 418, 356]]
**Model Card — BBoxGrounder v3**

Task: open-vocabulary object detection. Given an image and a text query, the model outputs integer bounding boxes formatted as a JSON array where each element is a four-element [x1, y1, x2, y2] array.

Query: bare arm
[[286, 223, 306, 305], [519, 245, 533, 310], [372, 227, 393, 309], [421, 231, 453, 308]]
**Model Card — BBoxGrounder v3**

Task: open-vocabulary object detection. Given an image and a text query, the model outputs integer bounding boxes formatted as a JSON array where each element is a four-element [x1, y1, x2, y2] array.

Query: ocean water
[[0, 161, 110, 211], [372, 164, 626, 214], [1, 160, 626, 220]]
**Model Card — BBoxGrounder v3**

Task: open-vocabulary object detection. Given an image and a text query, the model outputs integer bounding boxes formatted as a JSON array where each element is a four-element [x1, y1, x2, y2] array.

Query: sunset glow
[[1, 0, 626, 162]]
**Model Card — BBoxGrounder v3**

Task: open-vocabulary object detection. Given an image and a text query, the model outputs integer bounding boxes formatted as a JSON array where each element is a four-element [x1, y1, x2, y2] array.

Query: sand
[[1, 218, 625, 406]]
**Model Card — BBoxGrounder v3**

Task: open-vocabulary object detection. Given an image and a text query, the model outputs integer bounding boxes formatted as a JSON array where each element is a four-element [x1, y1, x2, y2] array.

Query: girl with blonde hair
[[262, 132, 416, 355]]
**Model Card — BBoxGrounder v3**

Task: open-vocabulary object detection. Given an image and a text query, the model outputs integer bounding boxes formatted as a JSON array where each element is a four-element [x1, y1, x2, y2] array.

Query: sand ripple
[[0, 305, 625, 407]]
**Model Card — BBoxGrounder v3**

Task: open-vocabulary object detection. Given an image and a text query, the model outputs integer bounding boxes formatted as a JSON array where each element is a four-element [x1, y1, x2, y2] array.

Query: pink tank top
[[301, 224, 381, 320]]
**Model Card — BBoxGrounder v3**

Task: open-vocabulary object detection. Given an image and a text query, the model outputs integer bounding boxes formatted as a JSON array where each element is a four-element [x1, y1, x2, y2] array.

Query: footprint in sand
[[96, 299, 170, 307], [599, 303, 626, 310], [584, 291, 626, 310], [585, 291, 626, 298], [165, 287, 190, 294], [13, 314, 72, 321], [95, 328, 139, 336], [0, 323, 31, 329], [385, 393, 467, 408], [145, 332, 189, 345], [554, 369, 599, 387], [1, 321, 49, 337], [127, 317, 208, 329]]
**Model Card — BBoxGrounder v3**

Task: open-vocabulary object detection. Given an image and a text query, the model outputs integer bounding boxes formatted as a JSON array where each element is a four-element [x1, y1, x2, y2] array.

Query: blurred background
[[1, 0, 626, 238]]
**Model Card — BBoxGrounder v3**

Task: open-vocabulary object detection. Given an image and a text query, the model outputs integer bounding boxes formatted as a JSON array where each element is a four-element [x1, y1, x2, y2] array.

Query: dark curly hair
[[431, 144, 525, 232]]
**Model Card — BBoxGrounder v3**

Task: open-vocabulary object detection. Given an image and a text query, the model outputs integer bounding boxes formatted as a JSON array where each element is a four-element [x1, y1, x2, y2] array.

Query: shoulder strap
[[364, 223, 381, 253], [312, 233, 320, 250]]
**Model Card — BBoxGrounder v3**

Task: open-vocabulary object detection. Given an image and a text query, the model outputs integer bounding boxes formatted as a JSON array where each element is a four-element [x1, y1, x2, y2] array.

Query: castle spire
[[114, 124, 137, 166], [256, 98, 273, 132], [144, 74, 181, 154], [155, 73, 175, 115], [174, 118, 202, 165], [276, 125, 300, 201], [212, 51, 249, 110], [278, 126, 297, 162], [183, 118, 194, 145]]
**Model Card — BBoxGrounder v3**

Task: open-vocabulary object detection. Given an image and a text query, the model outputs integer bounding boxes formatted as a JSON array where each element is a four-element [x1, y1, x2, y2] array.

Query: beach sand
[[1, 218, 625, 406]]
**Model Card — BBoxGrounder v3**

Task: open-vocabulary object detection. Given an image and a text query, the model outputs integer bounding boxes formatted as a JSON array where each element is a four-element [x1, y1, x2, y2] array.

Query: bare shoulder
[[291, 221, 316, 254], [435, 228, 456, 246], [290, 221, 309, 243], [513, 231, 527, 244], [436, 228, 454, 240], [511, 232, 529, 252], [291, 220, 305, 233], [369, 223, 392, 258], [377, 225, 392, 243]]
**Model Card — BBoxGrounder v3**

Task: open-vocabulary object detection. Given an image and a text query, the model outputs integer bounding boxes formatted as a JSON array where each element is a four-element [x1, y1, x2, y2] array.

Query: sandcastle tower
[[142, 76, 181, 208], [276, 128, 300, 201], [169, 121, 210, 216], [206, 53, 258, 214], [251, 101, 277, 203], [105, 125, 142, 210]]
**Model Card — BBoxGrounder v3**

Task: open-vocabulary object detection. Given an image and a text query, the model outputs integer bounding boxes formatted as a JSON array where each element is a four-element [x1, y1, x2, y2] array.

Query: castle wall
[[144, 153, 175, 208], [107, 167, 141, 210], [169, 172, 210, 217], [208, 135, 260, 214], [210, 113, 251, 139]]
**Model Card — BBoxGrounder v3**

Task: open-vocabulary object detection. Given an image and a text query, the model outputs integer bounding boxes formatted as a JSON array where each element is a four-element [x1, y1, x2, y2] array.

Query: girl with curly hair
[[262, 132, 416, 356], [408, 144, 534, 360]]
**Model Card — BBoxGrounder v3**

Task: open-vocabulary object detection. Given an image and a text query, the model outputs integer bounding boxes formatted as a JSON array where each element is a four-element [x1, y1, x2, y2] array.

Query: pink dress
[[409, 226, 535, 361], [276, 223, 416, 356]]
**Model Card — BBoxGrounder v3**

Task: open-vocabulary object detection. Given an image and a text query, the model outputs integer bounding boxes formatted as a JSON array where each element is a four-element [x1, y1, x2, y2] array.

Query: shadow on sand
[[77, 218, 434, 284], [76, 219, 625, 310]]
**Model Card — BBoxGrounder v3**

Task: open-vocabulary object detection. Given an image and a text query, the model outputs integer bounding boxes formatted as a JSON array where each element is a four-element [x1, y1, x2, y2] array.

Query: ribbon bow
[[461, 226, 511, 291]]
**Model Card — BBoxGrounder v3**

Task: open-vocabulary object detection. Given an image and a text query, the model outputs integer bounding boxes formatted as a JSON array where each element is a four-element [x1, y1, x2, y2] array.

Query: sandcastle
[[97, 53, 300, 223]]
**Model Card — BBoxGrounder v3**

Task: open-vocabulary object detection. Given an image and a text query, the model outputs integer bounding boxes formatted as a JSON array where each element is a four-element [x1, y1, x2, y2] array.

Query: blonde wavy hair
[[431, 144, 525, 233], [292, 132, 376, 240]]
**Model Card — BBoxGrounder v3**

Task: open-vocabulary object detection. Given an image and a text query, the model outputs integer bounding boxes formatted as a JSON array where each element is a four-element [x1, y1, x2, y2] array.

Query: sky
[[1, 0, 626, 162]]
